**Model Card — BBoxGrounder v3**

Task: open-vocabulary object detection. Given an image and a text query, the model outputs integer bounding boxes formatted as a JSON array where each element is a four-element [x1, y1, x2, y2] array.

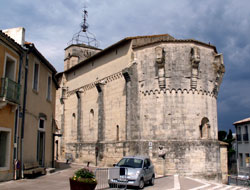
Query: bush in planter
[[70, 168, 97, 190]]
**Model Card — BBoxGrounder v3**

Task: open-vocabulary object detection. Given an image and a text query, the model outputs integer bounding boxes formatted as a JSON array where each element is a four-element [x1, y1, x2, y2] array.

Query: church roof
[[233, 117, 250, 125], [24, 42, 59, 89], [64, 34, 218, 74], [64, 43, 101, 51]]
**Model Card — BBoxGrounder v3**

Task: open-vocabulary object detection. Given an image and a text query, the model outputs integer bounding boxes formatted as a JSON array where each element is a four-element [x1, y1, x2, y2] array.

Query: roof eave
[[0, 30, 25, 53], [64, 38, 132, 74], [26, 43, 57, 73]]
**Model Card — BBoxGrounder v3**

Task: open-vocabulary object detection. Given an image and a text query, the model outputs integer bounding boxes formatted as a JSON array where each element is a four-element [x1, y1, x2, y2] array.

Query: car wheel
[[138, 178, 145, 189], [149, 175, 155, 185]]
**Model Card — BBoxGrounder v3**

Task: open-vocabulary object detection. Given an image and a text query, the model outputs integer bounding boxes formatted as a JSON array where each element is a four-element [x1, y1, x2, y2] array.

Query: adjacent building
[[56, 34, 226, 181], [0, 29, 24, 181], [21, 41, 58, 171], [0, 27, 58, 181], [234, 117, 250, 176]]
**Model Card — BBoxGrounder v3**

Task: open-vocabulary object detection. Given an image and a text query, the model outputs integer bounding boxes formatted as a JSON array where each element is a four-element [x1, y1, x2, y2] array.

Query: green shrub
[[71, 168, 97, 184]]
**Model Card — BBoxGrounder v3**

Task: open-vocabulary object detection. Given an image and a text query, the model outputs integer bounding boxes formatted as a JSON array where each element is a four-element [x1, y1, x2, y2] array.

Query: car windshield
[[117, 158, 143, 168]]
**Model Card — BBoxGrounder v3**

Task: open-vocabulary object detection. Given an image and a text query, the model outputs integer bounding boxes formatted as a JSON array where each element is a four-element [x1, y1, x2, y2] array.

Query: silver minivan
[[108, 156, 155, 189]]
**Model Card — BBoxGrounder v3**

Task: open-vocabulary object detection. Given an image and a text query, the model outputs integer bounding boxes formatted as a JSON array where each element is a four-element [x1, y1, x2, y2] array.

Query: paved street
[[0, 164, 249, 190]]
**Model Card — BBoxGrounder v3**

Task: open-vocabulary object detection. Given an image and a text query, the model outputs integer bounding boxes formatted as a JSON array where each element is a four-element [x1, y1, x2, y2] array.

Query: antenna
[[68, 5, 99, 47]]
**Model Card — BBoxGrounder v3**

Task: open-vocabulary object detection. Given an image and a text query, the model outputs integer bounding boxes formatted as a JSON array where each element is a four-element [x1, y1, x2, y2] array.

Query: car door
[[143, 159, 151, 181], [148, 159, 154, 177]]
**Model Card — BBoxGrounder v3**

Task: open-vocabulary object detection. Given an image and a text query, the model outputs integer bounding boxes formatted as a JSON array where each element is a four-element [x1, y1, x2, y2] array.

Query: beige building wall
[[22, 52, 56, 167], [66, 41, 131, 91], [103, 76, 126, 142]]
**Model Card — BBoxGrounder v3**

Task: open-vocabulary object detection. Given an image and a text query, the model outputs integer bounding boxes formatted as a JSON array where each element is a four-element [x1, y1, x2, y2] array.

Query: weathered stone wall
[[220, 142, 228, 184], [123, 42, 224, 180], [56, 37, 225, 181], [64, 45, 101, 70], [134, 42, 220, 141], [61, 73, 126, 164]]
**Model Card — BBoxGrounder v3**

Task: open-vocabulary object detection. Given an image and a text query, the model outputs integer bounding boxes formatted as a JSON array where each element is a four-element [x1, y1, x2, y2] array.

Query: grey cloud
[[1, 0, 250, 131]]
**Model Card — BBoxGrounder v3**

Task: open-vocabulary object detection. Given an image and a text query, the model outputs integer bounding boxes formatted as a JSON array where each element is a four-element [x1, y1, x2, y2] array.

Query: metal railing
[[95, 167, 128, 190], [0, 77, 21, 104], [228, 175, 250, 187]]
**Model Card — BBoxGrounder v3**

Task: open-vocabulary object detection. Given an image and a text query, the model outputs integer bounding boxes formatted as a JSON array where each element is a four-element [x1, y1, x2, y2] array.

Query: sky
[[1, 0, 250, 132]]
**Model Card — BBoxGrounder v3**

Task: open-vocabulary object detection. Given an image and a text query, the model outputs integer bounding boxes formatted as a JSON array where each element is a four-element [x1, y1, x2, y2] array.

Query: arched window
[[71, 113, 76, 137], [200, 117, 210, 139], [89, 109, 94, 129], [116, 125, 119, 141]]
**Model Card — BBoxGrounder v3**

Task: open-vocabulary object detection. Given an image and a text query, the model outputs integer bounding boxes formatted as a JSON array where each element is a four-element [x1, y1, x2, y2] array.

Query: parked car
[[108, 156, 155, 189]]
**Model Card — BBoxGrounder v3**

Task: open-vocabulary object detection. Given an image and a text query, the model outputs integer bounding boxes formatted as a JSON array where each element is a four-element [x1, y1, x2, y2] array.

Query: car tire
[[138, 178, 145, 189], [149, 175, 155, 186]]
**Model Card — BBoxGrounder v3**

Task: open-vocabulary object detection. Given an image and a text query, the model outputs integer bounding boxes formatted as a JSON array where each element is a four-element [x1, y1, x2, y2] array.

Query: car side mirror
[[113, 164, 117, 167]]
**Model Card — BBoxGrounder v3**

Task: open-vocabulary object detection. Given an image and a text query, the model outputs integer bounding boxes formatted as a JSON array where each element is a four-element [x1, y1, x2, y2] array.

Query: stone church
[[55, 34, 227, 181]]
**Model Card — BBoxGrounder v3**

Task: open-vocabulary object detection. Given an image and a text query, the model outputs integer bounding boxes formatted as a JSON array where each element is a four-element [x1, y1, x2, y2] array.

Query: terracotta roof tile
[[0, 30, 24, 51]]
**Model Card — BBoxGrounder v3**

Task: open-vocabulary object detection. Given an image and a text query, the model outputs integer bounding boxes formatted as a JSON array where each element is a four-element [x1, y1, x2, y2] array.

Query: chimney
[[3, 27, 25, 46]]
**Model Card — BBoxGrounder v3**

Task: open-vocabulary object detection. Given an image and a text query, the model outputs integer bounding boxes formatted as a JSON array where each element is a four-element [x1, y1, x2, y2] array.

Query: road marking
[[222, 186, 235, 189], [174, 174, 180, 190], [189, 183, 211, 190], [229, 187, 243, 190], [185, 177, 212, 190], [211, 184, 224, 189]]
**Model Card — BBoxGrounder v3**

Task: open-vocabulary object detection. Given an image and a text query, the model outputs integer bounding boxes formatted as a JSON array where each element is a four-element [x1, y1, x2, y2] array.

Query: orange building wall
[[0, 41, 20, 181], [0, 43, 19, 79]]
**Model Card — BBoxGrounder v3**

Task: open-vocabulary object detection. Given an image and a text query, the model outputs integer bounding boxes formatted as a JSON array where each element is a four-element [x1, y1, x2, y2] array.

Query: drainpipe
[[13, 53, 23, 180], [20, 50, 29, 179]]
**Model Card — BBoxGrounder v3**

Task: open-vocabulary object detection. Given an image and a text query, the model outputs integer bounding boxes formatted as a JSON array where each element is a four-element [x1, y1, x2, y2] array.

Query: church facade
[[55, 34, 226, 181]]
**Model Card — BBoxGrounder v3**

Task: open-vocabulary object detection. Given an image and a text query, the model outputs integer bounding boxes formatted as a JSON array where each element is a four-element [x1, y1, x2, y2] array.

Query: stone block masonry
[[55, 34, 225, 182]]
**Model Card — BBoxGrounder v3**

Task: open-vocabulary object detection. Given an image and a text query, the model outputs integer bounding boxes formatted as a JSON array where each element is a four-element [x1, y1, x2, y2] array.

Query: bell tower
[[64, 6, 101, 71]]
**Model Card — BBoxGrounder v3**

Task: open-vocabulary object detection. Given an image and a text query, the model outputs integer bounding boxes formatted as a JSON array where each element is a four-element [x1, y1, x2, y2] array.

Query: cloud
[[1, 0, 250, 131]]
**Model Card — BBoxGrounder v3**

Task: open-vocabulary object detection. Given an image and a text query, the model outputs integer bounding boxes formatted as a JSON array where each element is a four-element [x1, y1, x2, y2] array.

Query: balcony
[[0, 77, 21, 105], [243, 134, 249, 141], [237, 134, 242, 142]]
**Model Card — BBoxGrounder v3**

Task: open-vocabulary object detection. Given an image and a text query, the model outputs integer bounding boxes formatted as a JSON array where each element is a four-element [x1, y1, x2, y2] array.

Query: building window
[[239, 153, 243, 167], [3, 53, 16, 81], [33, 63, 39, 91], [71, 113, 76, 137], [245, 153, 250, 167], [39, 118, 45, 130], [47, 75, 52, 101], [37, 119, 45, 166], [89, 109, 94, 129], [0, 127, 11, 171], [116, 125, 119, 141], [237, 126, 242, 141], [243, 125, 249, 141]]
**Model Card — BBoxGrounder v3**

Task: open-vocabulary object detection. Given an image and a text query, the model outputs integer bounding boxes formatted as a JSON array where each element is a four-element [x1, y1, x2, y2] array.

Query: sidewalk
[[0, 163, 79, 190]]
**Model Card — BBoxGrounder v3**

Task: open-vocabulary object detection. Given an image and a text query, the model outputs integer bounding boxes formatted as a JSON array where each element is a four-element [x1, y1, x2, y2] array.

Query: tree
[[227, 129, 233, 140], [218, 130, 227, 141]]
